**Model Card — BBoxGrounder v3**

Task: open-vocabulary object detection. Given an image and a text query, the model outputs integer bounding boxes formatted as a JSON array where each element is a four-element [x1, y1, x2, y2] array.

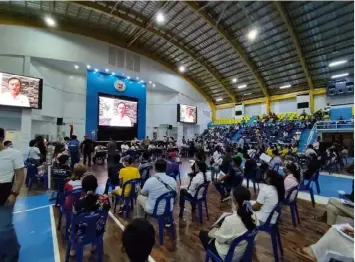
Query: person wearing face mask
[[179, 161, 209, 220], [199, 186, 258, 261], [0, 77, 30, 107]]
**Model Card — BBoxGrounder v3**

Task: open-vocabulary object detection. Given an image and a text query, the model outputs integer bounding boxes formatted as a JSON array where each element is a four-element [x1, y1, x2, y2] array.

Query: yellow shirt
[[266, 148, 273, 156], [292, 147, 298, 153], [281, 148, 289, 156], [115, 166, 140, 196]]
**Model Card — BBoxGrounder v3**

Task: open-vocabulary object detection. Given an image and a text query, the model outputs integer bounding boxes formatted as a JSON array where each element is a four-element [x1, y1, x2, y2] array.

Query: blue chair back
[[59, 188, 83, 210], [140, 166, 152, 181], [193, 182, 209, 200], [284, 186, 299, 204], [121, 179, 141, 199], [152, 191, 177, 217], [224, 230, 257, 262], [69, 210, 109, 245], [272, 163, 280, 172], [259, 203, 282, 229]]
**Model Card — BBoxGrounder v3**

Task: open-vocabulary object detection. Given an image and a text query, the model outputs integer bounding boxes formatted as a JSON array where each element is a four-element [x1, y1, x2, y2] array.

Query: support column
[[309, 89, 314, 113], [210, 103, 216, 121], [265, 97, 270, 114]]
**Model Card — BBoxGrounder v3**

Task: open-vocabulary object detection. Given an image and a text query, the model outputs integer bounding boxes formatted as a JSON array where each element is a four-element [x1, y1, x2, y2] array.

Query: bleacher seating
[[212, 116, 251, 125]]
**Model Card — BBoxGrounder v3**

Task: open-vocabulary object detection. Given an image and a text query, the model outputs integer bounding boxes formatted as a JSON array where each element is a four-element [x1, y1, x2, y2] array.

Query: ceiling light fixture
[[105, 68, 109, 72], [280, 84, 291, 89], [178, 65, 185, 73], [44, 16, 56, 27], [74, 65, 79, 69], [112, 72, 115, 75], [247, 29, 258, 41], [238, 84, 247, 89], [232, 78, 237, 83], [86, 65, 91, 69], [94, 68, 98, 72], [329, 60, 347, 67], [149, 81, 152, 84], [136, 77, 139, 80], [153, 84, 156, 87], [244, 93, 252, 96], [331, 73, 349, 79], [127, 76, 131, 79], [156, 12, 165, 23], [216, 98, 223, 102]]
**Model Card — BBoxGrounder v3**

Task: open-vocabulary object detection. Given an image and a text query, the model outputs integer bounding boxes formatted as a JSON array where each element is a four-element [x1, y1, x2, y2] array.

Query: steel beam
[[274, 2, 314, 92], [185, 1, 269, 98], [71, 1, 236, 103]]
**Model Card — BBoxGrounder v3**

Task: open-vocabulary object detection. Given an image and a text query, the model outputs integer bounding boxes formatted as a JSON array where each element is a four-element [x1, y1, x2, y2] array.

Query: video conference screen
[[98, 95, 137, 127], [178, 104, 197, 123], [0, 72, 43, 109]]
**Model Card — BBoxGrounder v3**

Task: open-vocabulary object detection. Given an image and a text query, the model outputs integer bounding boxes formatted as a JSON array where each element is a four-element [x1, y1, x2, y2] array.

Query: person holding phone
[[111, 102, 132, 127], [0, 77, 30, 107]]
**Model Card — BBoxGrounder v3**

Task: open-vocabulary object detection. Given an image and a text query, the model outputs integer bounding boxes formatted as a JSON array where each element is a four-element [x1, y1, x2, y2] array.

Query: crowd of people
[[0, 118, 353, 262]]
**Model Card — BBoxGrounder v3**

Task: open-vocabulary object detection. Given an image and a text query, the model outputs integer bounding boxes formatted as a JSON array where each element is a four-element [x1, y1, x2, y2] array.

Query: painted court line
[[50, 206, 61, 262], [13, 204, 54, 214], [109, 211, 157, 262]]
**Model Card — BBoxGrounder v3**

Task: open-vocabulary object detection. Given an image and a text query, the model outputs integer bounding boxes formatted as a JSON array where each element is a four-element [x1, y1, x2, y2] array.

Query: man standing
[[0, 127, 25, 261], [81, 135, 94, 167], [68, 135, 80, 170]]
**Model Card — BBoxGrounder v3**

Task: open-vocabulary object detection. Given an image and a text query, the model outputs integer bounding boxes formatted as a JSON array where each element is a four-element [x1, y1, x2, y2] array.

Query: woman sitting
[[63, 164, 87, 210], [70, 174, 110, 256], [252, 170, 285, 224], [199, 186, 257, 261], [179, 161, 208, 219], [214, 156, 243, 202], [283, 162, 300, 201]]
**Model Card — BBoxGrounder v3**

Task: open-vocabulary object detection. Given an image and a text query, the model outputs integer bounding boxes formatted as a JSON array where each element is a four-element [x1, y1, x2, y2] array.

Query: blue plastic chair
[[257, 203, 283, 262], [65, 210, 109, 262], [304, 169, 321, 194], [140, 166, 153, 187], [26, 163, 47, 190], [113, 178, 141, 217], [272, 163, 280, 172], [57, 188, 83, 239], [245, 168, 260, 194], [283, 186, 300, 227], [184, 183, 210, 224], [300, 169, 320, 207], [145, 191, 177, 245], [205, 230, 257, 262]]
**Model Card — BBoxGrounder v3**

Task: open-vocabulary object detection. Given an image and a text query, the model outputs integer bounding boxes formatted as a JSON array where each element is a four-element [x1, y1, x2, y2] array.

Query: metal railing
[[316, 120, 354, 130], [306, 123, 317, 146]]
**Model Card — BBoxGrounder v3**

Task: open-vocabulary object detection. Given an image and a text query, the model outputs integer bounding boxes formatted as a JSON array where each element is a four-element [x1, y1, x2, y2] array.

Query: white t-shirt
[[184, 114, 194, 123], [256, 185, 279, 224], [28, 146, 41, 160], [0, 92, 30, 107], [0, 148, 24, 183], [110, 115, 132, 127]]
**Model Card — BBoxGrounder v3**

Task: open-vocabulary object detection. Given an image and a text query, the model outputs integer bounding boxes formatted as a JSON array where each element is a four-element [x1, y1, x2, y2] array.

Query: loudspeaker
[[168, 125, 173, 130], [56, 118, 64, 125]]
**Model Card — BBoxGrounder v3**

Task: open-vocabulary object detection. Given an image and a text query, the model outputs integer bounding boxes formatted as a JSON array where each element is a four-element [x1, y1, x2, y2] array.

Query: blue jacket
[[68, 140, 80, 157]]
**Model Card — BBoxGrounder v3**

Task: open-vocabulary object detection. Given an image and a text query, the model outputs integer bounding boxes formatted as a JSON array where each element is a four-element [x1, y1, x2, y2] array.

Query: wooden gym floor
[[53, 160, 329, 262]]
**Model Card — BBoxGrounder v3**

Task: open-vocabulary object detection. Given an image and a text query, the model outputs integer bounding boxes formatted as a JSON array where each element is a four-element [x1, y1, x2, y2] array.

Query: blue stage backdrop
[[86, 71, 146, 139]]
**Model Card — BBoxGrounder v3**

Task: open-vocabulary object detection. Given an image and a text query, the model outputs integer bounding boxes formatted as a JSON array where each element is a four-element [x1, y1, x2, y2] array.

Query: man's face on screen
[[187, 107, 193, 116], [118, 103, 126, 116], [8, 79, 21, 96]]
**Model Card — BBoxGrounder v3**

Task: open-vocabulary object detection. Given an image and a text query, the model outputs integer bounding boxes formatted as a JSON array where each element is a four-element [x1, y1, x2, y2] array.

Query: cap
[[168, 152, 177, 158]]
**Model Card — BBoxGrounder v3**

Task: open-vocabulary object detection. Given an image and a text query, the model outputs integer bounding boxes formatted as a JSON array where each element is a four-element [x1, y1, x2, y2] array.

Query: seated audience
[[252, 170, 285, 224], [303, 153, 320, 179], [166, 152, 180, 176], [199, 186, 258, 261], [136, 159, 178, 219], [236, 147, 243, 159], [305, 144, 317, 157], [122, 219, 155, 262], [51, 154, 72, 193], [269, 150, 282, 170], [4, 140, 13, 149], [139, 151, 152, 170], [71, 173, 110, 256], [299, 225, 354, 262], [179, 161, 209, 219], [63, 164, 87, 210], [283, 163, 300, 200], [105, 153, 124, 194], [244, 153, 257, 180], [214, 156, 243, 201]]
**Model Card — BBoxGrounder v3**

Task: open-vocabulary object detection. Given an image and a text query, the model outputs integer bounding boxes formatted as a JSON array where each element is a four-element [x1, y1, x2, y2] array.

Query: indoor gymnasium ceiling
[[0, 1, 353, 105]]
